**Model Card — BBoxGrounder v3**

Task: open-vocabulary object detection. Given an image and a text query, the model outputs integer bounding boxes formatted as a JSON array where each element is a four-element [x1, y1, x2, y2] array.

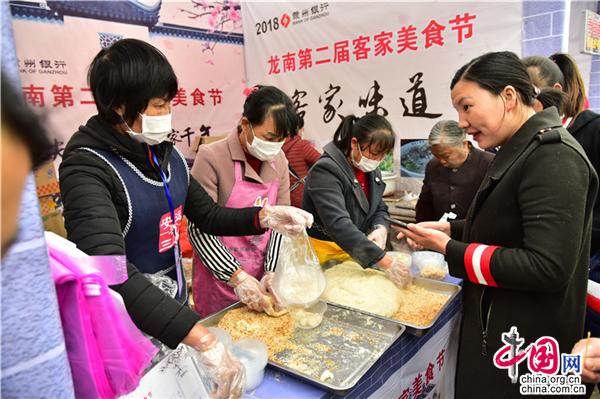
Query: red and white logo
[[158, 206, 183, 253]]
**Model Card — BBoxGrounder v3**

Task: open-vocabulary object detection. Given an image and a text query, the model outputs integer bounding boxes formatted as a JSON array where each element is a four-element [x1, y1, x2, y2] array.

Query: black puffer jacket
[[59, 116, 262, 348]]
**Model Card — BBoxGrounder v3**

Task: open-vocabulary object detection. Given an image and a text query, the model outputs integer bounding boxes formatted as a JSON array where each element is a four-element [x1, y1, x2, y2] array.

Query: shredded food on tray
[[217, 307, 296, 357], [393, 284, 449, 326], [323, 261, 450, 326]]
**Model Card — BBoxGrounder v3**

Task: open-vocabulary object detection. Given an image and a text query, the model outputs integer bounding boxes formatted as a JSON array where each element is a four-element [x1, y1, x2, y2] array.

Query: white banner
[[11, 0, 246, 162], [371, 312, 461, 399], [242, 2, 523, 149]]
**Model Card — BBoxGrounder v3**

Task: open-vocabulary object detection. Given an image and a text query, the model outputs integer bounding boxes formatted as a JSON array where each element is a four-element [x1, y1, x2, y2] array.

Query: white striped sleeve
[[187, 219, 240, 282], [264, 231, 283, 273]]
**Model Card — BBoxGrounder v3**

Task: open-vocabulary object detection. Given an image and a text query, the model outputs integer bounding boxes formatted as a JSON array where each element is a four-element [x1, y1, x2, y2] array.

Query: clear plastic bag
[[271, 230, 326, 308], [144, 272, 178, 298]]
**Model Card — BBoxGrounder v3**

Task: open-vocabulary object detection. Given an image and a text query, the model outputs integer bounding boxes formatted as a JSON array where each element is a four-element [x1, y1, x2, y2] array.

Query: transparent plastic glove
[[259, 205, 314, 237], [260, 272, 285, 314], [367, 225, 388, 250], [382, 257, 412, 288], [229, 270, 271, 312], [194, 335, 246, 399]]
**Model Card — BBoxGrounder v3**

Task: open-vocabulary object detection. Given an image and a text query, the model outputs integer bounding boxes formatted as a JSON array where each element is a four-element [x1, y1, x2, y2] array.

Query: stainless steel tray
[[201, 302, 404, 395], [324, 277, 461, 336]]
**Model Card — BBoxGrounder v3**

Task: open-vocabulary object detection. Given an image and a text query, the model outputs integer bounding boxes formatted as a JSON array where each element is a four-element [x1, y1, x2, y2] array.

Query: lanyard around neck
[[149, 147, 176, 222], [149, 146, 185, 298]]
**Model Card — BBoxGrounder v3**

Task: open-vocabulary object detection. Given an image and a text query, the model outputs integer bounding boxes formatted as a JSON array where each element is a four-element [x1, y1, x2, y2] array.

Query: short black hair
[[88, 38, 178, 126], [243, 85, 298, 139], [1, 73, 52, 169], [333, 114, 395, 157], [451, 51, 536, 107]]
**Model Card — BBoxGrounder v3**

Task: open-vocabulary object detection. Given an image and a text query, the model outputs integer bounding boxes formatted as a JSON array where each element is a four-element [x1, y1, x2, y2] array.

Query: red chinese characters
[[50, 84, 74, 107], [158, 206, 183, 253], [172, 88, 188, 107], [333, 40, 350, 63], [494, 336, 560, 376], [20, 86, 223, 108], [397, 25, 418, 53], [449, 12, 477, 43], [266, 11, 477, 74]]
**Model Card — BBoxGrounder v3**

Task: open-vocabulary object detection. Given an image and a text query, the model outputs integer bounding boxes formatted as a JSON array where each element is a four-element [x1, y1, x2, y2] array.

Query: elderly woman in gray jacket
[[302, 114, 411, 287]]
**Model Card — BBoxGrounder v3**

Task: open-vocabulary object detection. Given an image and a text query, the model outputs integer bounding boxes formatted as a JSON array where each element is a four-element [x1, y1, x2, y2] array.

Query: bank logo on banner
[[19, 58, 68, 76], [493, 326, 586, 395], [255, 3, 330, 36]]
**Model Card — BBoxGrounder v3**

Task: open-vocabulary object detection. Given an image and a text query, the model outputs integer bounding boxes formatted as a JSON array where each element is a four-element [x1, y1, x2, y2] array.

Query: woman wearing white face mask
[[59, 39, 312, 399], [303, 114, 411, 288], [188, 85, 297, 317]]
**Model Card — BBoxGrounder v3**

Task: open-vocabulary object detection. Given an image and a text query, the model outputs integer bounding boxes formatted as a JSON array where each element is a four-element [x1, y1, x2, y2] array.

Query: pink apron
[[193, 161, 279, 317]]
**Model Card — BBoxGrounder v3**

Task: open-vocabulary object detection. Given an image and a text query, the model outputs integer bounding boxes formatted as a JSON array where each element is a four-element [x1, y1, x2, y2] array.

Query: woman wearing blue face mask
[[303, 114, 411, 288], [59, 39, 312, 399], [188, 85, 297, 318]]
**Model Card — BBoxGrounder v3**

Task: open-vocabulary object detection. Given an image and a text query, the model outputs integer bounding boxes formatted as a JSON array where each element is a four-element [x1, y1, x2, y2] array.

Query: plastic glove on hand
[[384, 257, 412, 288], [194, 338, 246, 399], [230, 270, 270, 312], [367, 225, 388, 250], [260, 205, 314, 236], [260, 272, 287, 317]]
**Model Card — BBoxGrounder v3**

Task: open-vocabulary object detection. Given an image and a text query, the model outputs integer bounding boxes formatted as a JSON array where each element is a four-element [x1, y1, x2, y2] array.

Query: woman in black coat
[[398, 51, 597, 398]]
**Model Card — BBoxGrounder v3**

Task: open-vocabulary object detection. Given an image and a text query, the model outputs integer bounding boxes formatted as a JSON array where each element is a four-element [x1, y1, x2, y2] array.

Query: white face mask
[[352, 146, 381, 172], [245, 123, 284, 161], [126, 113, 172, 146]]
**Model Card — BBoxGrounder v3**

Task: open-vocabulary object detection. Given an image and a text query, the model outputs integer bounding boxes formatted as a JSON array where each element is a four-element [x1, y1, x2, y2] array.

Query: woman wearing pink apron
[[189, 86, 298, 318]]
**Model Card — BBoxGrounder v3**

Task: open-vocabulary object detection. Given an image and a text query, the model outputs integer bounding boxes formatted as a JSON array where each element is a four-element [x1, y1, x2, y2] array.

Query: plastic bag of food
[[271, 230, 326, 308], [412, 251, 448, 280]]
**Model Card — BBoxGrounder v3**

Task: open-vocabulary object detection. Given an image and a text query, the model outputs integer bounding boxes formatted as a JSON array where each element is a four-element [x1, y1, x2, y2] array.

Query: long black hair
[[549, 53, 587, 118], [333, 114, 395, 157]]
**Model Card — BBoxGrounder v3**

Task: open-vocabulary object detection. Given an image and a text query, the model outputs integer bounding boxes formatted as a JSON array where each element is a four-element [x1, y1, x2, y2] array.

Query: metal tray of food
[[324, 277, 461, 336], [201, 302, 404, 395]]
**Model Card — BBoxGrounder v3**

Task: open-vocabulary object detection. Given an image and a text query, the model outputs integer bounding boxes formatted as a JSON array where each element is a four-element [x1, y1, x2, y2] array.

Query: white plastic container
[[290, 301, 327, 329], [232, 339, 268, 391], [382, 172, 397, 196], [412, 251, 448, 280]]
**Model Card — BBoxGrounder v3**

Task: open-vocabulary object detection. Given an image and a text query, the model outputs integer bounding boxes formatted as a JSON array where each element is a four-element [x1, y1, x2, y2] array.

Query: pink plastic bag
[[46, 232, 157, 398]]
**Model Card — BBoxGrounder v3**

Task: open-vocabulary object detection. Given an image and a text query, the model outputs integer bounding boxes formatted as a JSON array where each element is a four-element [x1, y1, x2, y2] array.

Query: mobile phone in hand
[[384, 215, 409, 229]]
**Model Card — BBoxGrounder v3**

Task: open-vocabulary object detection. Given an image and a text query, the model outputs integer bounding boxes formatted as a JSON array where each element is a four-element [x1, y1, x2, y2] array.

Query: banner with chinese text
[[371, 311, 461, 398], [242, 2, 522, 153], [11, 0, 246, 164]]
